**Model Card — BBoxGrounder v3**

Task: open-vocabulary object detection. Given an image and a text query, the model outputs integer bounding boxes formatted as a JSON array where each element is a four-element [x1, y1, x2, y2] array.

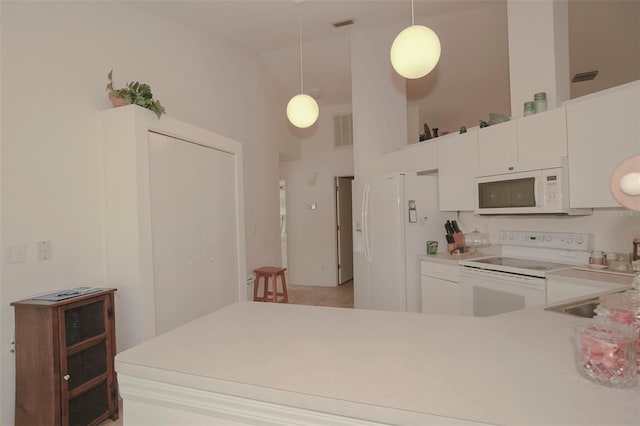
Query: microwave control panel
[[542, 169, 562, 210]]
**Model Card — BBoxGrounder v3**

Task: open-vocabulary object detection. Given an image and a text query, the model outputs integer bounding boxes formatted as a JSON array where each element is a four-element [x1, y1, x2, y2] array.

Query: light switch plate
[[3, 244, 27, 264]]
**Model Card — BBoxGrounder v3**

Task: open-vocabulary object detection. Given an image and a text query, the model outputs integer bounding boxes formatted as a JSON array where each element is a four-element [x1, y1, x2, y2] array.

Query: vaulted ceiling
[[128, 1, 639, 134]]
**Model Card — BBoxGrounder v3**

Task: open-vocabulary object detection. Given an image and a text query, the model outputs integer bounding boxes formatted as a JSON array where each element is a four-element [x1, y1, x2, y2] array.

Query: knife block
[[448, 232, 468, 254]]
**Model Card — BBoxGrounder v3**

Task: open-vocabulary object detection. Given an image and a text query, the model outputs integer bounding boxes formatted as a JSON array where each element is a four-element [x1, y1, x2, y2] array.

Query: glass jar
[[574, 317, 637, 388], [596, 288, 640, 375], [523, 101, 535, 117], [534, 92, 547, 113]]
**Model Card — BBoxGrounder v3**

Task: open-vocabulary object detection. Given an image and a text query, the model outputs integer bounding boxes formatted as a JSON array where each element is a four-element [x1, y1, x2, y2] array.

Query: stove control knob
[[575, 236, 584, 245], [565, 237, 573, 245]]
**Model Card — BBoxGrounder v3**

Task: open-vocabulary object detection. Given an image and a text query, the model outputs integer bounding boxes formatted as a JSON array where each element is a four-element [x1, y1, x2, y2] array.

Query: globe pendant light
[[390, 0, 441, 79], [287, 0, 319, 128]]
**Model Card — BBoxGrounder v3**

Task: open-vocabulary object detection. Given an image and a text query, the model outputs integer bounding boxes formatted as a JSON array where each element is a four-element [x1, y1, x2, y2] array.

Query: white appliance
[[353, 172, 449, 312], [459, 230, 592, 317], [474, 163, 592, 215]]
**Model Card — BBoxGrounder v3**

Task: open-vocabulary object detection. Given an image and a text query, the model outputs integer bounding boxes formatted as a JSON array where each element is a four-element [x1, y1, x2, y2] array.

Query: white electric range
[[458, 230, 591, 317]]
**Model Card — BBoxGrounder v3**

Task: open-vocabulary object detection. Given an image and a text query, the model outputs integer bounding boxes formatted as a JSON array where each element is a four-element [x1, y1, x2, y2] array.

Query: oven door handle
[[459, 267, 546, 290]]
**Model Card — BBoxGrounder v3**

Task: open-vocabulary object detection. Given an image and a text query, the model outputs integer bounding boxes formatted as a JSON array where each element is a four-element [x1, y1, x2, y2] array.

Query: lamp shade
[[620, 172, 640, 196], [287, 94, 319, 128], [390, 25, 441, 79], [611, 155, 640, 211]]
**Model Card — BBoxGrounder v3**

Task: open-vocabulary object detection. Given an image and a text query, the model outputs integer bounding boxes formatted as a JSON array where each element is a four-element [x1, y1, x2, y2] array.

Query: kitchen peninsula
[[115, 302, 639, 425]]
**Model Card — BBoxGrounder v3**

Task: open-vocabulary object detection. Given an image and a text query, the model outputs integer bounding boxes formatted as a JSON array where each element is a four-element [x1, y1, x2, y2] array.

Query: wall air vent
[[572, 70, 599, 83], [333, 19, 354, 28], [333, 113, 353, 149]]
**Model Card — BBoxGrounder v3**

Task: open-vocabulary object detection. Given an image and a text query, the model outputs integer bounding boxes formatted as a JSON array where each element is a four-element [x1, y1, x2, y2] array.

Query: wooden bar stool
[[253, 266, 288, 303]]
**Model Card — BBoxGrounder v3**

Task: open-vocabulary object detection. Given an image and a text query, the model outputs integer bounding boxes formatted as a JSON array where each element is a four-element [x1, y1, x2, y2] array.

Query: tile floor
[[286, 280, 354, 308], [100, 280, 354, 425]]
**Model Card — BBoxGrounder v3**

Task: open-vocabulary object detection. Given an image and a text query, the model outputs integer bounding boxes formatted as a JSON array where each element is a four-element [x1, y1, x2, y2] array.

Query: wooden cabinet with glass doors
[[12, 288, 118, 425]]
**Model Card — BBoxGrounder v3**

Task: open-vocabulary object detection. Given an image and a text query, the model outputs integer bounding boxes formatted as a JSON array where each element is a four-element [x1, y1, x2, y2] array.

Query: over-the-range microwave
[[474, 166, 592, 215]]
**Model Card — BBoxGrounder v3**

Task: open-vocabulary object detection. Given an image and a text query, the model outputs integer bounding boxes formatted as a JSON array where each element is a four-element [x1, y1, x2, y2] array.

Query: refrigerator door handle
[[362, 184, 372, 263]]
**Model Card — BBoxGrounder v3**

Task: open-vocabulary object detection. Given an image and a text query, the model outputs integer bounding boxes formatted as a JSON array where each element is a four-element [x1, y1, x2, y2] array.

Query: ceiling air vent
[[333, 19, 354, 28], [334, 113, 353, 149], [572, 70, 599, 83]]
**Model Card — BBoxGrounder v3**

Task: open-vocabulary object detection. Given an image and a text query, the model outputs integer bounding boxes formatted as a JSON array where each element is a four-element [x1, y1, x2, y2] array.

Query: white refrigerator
[[353, 172, 450, 312]]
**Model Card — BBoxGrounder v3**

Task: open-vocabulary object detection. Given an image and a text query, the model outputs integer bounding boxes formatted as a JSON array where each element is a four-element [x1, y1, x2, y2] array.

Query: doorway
[[335, 176, 354, 285], [279, 180, 287, 269]]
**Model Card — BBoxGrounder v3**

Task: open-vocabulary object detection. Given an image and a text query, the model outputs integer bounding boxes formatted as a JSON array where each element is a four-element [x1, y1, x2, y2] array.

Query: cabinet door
[[438, 131, 478, 211], [198, 144, 239, 313], [567, 83, 640, 208], [150, 133, 239, 335], [58, 296, 114, 426], [149, 133, 204, 335], [477, 120, 517, 176], [421, 276, 459, 315], [517, 107, 567, 171]]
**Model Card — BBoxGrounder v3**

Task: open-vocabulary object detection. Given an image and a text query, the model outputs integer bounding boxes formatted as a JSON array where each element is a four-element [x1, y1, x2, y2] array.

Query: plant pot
[[109, 94, 128, 108]]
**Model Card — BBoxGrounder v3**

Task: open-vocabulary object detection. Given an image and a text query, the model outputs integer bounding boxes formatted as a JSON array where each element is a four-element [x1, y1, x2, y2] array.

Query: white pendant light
[[287, 0, 319, 128], [390, 0, 441, 79]]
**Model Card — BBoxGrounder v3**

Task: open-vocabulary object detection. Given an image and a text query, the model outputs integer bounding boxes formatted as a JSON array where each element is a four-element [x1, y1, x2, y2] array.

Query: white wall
[[0, 2, 290, 424], [351, 22, 408, 179], [569, 0, 640, 99], [280, 104, 354, 286]]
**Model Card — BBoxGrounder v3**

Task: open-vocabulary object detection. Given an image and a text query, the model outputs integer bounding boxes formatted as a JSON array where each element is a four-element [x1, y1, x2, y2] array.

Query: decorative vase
[[109, 94, 128, 108]]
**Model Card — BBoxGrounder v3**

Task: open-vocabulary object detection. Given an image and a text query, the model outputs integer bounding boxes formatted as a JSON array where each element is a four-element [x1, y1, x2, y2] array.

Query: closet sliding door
[[148, 132, 238, 335]]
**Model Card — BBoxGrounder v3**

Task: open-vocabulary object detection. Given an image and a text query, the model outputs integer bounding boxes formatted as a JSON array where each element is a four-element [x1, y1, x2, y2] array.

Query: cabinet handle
[[508, 166, 514, 171], [63, 374, 70, 381]]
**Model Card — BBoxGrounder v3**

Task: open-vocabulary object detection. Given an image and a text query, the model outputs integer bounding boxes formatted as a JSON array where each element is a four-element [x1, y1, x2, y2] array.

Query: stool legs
[[280, 272, 289, 303], [253, 267, 287, 303]]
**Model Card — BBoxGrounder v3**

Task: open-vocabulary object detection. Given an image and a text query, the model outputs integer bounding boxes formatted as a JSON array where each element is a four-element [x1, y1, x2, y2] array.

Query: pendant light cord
[[298, 5, 304, 94], [411, 0, 415, 26]]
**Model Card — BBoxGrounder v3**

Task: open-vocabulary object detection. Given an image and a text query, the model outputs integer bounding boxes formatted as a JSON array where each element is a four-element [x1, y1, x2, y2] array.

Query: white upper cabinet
[[477, 108, 568, 176], [438, 131, 478, 211], [566, 81, 640, 208], [516, 107, 568, 171], [477, 121, 517, 176]]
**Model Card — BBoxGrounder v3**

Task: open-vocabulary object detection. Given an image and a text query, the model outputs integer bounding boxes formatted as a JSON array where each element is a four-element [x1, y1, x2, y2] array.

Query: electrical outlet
[[37, 241, 52, 261]]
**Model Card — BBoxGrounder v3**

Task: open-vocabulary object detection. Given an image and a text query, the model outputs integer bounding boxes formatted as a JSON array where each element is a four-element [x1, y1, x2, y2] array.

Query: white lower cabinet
[[420, 261, 460, 315]]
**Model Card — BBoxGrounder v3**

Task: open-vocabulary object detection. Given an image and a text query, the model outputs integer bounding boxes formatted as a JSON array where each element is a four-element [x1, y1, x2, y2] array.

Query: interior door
[[336, 177, 353, 284]]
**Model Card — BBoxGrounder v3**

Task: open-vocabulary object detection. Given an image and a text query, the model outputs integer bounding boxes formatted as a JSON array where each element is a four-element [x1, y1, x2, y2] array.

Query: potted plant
[[106, 70, 166, 119]]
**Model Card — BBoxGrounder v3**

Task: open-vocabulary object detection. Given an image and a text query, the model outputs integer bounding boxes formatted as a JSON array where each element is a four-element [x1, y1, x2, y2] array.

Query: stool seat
[[253, 266, 288, 303]]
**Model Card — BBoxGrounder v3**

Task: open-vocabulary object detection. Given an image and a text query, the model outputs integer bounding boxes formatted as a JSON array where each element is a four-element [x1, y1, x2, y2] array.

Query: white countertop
[[419, 252, 485, 265], [115, 302, 640, 425], [548, 267, 637, 286]]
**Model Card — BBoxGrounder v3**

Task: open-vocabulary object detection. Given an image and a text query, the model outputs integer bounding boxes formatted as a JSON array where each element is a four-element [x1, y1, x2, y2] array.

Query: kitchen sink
[[545, 298, 600, 318], [545, 289, 629, 318]]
